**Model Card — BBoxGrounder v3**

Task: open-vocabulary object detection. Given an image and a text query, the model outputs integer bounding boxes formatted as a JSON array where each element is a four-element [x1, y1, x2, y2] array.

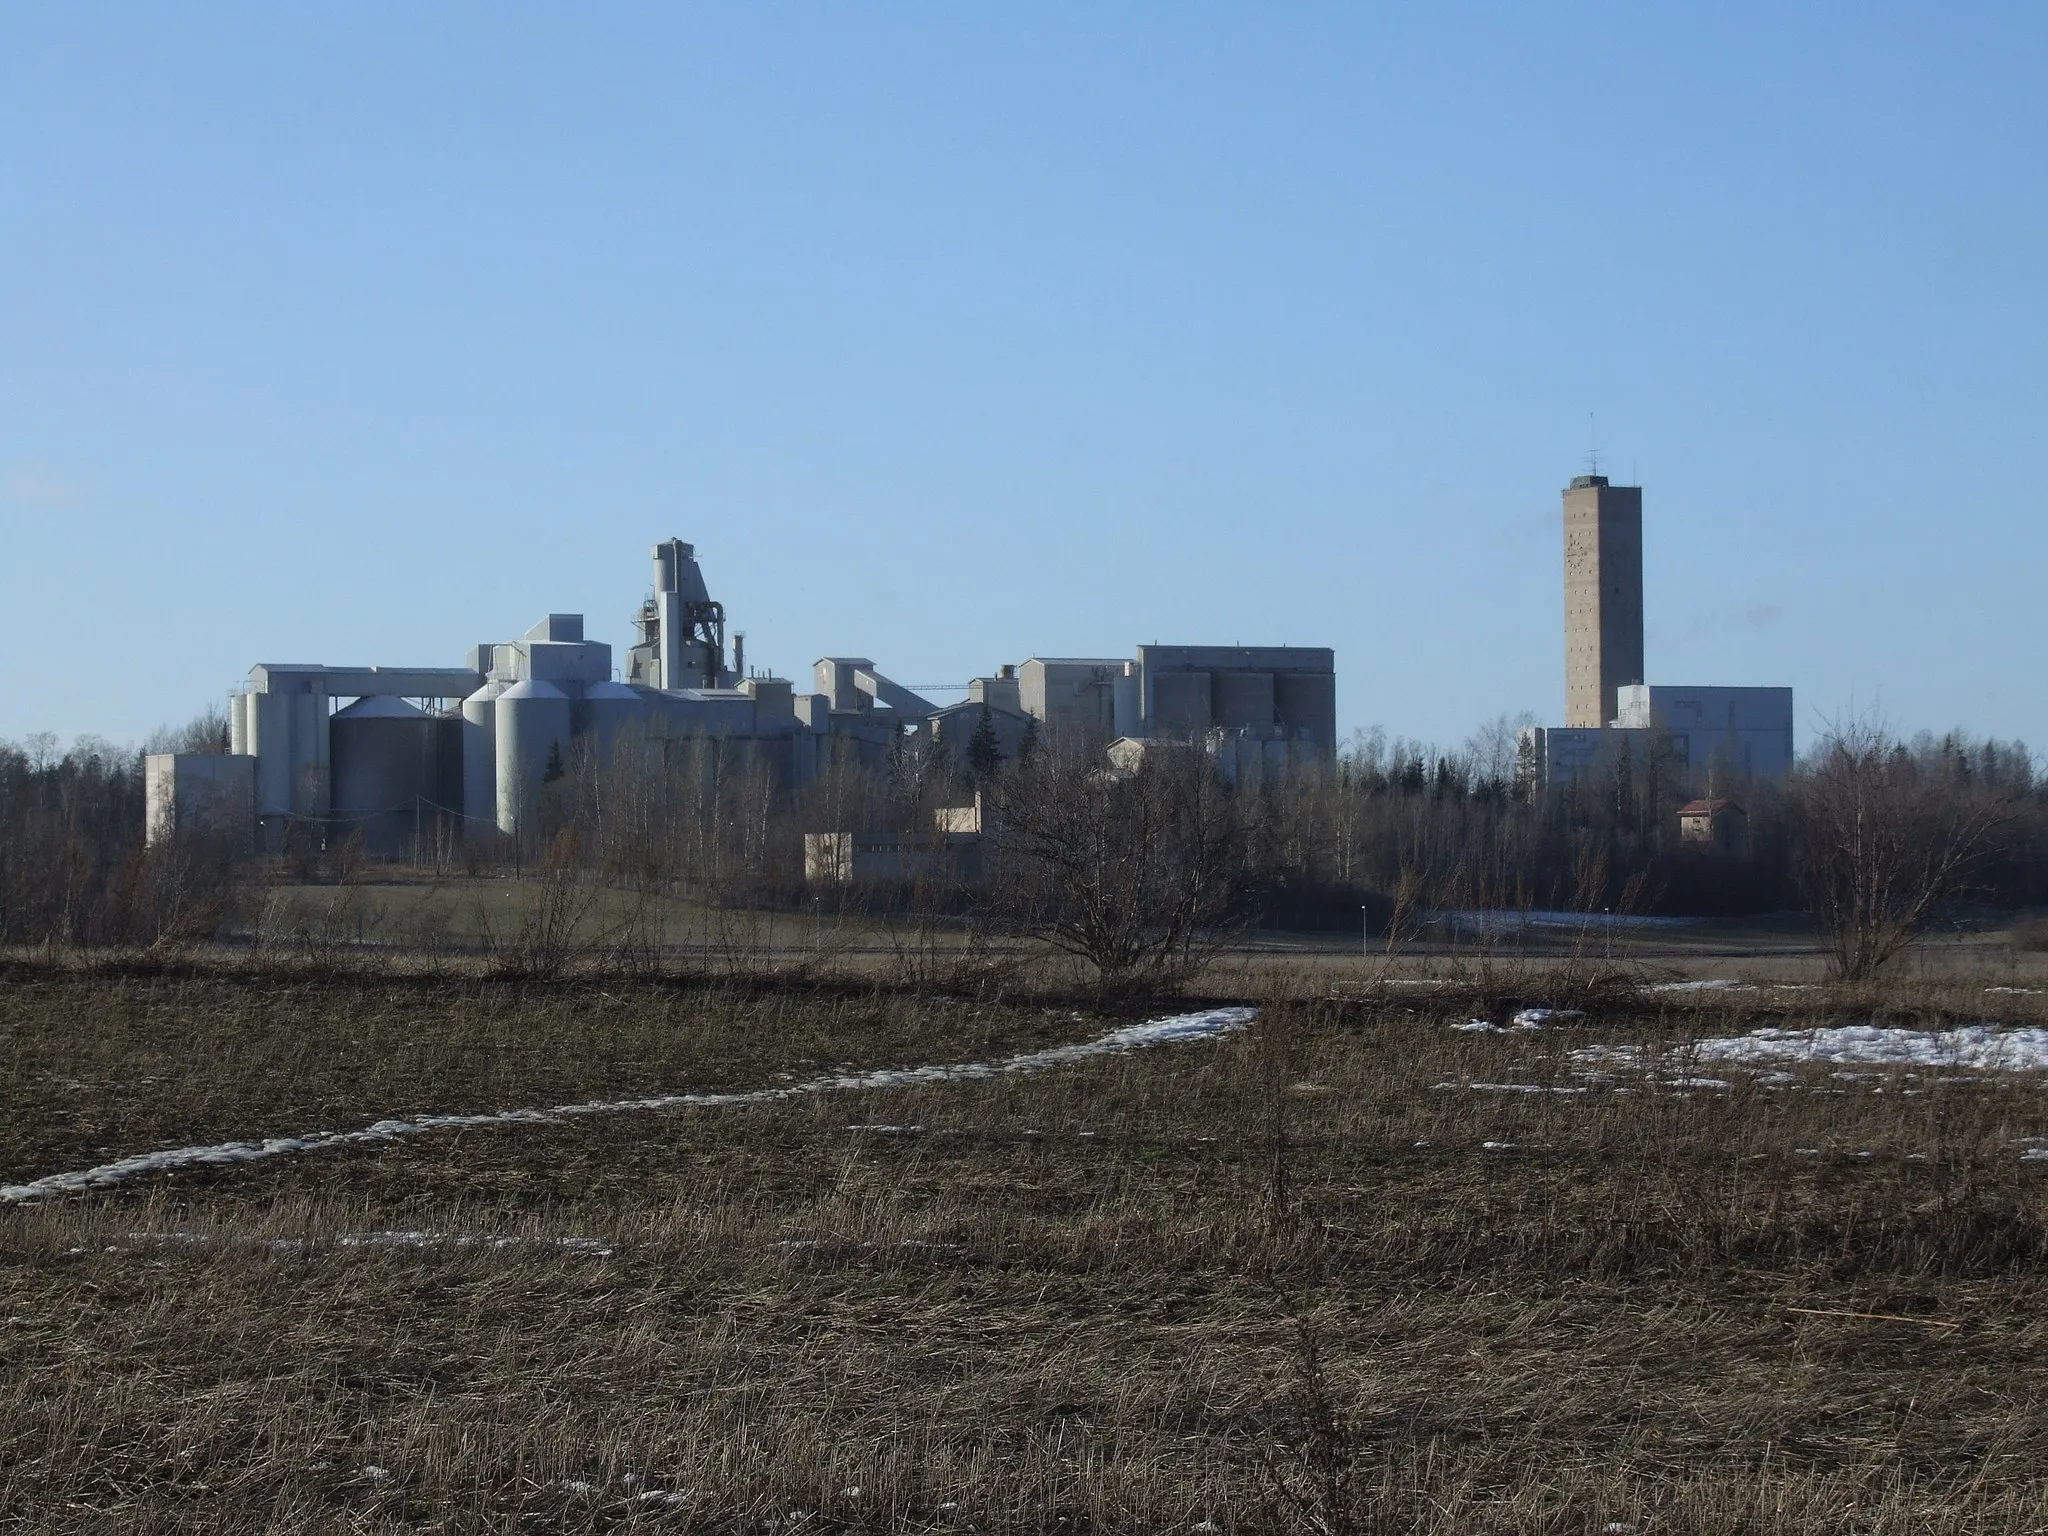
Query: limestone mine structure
[[1522, 475, 1794, 793], [145, 539, 1338, 856]]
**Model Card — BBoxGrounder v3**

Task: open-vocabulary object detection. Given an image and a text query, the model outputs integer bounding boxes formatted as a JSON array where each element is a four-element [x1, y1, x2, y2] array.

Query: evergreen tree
[[1018, 715, 1039, 768], [967, 703, 1003, 785], [542, 740, 566, 784]]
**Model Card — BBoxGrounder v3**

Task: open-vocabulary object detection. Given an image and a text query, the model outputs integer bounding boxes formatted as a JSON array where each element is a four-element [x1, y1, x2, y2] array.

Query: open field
[[228, 872, 2048, 988], [4, 959, 2048, 1532]]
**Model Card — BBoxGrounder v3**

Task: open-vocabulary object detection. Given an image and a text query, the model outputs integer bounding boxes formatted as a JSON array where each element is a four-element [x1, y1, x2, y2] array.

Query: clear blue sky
[[4, 4, 2043, 754]]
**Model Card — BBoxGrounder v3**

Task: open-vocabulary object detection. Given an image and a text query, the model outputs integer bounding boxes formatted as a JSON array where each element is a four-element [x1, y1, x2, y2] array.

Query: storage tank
[[330, 696, 434, 858], [576, 679, 648, 757], [460, 680, 507, 836], [495, 679, 571, 837]]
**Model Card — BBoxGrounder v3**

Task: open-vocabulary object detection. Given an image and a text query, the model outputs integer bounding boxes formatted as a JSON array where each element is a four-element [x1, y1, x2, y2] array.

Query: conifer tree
[[968, 703, 1003, 785]]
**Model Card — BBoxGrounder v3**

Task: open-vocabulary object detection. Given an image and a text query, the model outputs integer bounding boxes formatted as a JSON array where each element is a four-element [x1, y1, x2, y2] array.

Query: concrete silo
[[461, 679, 507, 834], [330, 695, 435, 857], [576, 678, 649, 761], [495, 679, 571, 837]]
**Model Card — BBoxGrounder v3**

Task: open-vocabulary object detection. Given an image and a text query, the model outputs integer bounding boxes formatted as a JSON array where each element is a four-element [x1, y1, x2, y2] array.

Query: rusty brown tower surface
[[1562, 474, 1643, 728]]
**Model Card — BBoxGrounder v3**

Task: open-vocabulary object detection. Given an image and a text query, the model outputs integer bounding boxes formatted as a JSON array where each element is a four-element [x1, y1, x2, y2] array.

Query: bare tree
[[1791, 717, 2022, 980], [986, 739, 1259, 992]]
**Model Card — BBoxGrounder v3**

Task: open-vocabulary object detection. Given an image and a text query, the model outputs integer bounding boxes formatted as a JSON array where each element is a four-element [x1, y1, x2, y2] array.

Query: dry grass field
[[4, 957, 2048, 1532]]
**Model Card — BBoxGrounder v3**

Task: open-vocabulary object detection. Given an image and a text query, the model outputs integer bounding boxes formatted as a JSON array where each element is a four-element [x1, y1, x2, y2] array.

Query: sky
[[3, 3, 2043, 756]]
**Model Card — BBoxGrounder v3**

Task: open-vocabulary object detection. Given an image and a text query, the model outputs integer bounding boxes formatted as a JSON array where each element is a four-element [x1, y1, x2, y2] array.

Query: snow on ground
[[0, 1007, 1257, 1204], [1574, 1023, 2048, 1075], [1431, 1081, 1586, 1095], [1453, 1009, 1582, 1033]]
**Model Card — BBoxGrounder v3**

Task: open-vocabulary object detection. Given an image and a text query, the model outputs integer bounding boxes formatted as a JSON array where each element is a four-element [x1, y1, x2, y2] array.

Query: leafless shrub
[[987, 739, 1260, 993], [481, 829, 601, 979], [1792, 716, 2024, 979], [1260, 1317, 1360, 1536]]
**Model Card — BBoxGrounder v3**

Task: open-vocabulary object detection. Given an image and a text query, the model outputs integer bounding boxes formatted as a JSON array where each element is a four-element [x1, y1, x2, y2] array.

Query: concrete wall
[[1518, 725, 1678, 791], [145, 753, 256, 849], [1136, 645, 1336, 755], [1562, 477, 1645, 729], [1020, 659, 1129, 743], [919, 700, 1033, 779], [968, 672, 1022, 713], [1614, 684, 1795, 783]]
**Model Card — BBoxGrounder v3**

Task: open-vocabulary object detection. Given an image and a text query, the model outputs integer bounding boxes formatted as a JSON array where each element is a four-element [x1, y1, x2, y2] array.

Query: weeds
[[2, 960, 2047, 1531]]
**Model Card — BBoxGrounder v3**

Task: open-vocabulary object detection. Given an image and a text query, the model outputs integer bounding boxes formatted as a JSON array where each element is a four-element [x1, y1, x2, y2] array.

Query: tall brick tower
[[1562, 474, 1643, 728]]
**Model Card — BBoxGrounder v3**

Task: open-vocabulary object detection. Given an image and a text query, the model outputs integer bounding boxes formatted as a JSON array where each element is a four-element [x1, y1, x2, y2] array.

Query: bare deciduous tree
[[987, 739, 1259, 991], [1792, 717, 2023, 980]]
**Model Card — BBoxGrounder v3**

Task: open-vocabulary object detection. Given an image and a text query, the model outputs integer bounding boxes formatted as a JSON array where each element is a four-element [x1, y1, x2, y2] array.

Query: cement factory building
[[146, 541, 1336, 854]]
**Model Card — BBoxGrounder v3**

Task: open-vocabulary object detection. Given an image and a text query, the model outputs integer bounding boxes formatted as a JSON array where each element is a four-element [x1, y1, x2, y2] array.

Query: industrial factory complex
[[144, 470, 1791, 855], [147, 539, 1337, 856]]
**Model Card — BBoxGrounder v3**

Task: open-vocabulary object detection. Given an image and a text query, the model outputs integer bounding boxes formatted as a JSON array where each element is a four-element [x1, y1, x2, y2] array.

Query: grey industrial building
[[1522, 475, 1793, 792], [146, 539, 1337, 856]]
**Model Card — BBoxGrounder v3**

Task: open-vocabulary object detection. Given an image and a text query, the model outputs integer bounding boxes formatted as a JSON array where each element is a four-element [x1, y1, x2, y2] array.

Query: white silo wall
[[577, 679, 648, 758], [461, 680, 507, 836], [494, 679, 571, 837]]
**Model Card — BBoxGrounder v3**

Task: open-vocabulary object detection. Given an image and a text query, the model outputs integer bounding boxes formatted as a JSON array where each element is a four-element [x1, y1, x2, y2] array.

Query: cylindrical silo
[[330, 696, 433, 858], [229, 692, 249, 755], [576, 679, 648, 759], [495, 679, 571, 837], [460, 680, 507, 838]]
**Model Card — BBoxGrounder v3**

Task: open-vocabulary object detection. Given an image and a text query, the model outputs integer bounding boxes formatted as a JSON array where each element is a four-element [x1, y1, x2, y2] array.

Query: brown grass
[[2, 960, 2047, 1532]]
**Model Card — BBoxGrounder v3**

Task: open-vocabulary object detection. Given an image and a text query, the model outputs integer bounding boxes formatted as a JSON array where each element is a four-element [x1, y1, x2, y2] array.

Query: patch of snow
[[1987, 986, 2042, 995], [846, 1124, 921, 1134], [1480, 1141, 1517, 1151], [0, 1007, 1256, 1204], [1513, 1007, 1583, 1027], [1645, 979, 1755, 993], [1452, 1019, 1500, 1032], [1431, 1081, 1586, 1094], [2025, 1149, 2048, 1163], [1574, 1023, 2048, 1077]]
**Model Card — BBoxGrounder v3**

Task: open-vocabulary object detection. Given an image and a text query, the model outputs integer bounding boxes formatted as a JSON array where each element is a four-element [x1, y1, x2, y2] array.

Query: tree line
[[2, 706, 2042, 986]]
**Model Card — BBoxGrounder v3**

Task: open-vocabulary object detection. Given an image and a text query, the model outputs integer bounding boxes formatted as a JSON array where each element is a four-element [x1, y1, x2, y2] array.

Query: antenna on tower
[[1585, 412, 1600, 478]]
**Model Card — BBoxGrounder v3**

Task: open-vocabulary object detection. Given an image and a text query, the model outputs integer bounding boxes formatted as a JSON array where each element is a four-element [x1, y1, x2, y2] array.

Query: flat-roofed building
[[1614, 684, 1794, 784]]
